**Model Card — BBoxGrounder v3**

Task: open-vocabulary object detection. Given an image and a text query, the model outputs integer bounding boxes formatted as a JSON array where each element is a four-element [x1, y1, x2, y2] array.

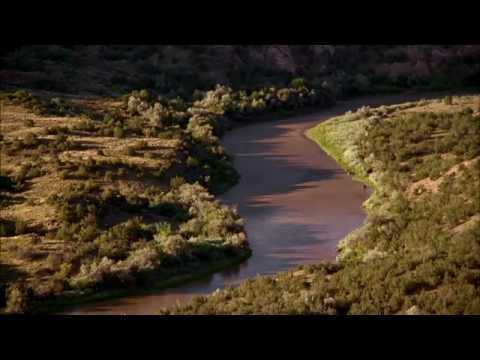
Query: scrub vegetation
[[0, 81, 332, 313], [162, 95, 480, 315], [1, 45, 479, 315]]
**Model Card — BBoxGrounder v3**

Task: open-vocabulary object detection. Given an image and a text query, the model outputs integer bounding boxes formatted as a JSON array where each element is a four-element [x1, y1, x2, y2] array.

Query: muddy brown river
[[64, 93, 438, 315]]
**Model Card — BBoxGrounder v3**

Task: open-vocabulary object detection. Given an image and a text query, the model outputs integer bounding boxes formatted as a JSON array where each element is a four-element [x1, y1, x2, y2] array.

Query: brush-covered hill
[[0, 82, 332, 313], [161, 94, 480, 315], [1, 45, 480, 98]]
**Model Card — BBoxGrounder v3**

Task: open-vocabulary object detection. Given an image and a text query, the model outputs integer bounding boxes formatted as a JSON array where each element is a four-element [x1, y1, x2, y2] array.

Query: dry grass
[[0, 97, 183, 283], [401, 95, 479, 115]]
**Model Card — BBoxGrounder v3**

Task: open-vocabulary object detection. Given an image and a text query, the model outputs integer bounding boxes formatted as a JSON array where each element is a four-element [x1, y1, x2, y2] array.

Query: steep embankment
[[161, 94, 480, 315]]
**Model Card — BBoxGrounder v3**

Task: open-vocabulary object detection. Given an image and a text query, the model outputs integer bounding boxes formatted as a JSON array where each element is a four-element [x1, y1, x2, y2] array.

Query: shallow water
[[64, 93, 437, 315]]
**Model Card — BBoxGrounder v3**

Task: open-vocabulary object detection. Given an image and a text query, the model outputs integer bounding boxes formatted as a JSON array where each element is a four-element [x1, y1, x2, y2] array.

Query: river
[[64, 93, 438, 315]]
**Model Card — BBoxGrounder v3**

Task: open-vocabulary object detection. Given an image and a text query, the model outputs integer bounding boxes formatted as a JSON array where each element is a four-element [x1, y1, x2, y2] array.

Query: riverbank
[[60, 95, 376, 314], [305, 100, 423, 262], [30, 251, 251, 314], [161, 94, 480, 315]]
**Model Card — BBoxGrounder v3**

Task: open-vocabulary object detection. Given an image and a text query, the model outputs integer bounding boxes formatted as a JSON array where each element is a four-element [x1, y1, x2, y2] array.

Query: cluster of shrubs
[[328, 102, 480, 314], [4, 132, 41, 154], [0, 158, 46, 190], [117, 85, 332, 194], [1, 90, 84, 117], [1, 179, 249, 312], [4, 129, 78, 159], [358, 109, 480, 189], [188, 82, 332, 120], [125, 89, 189, 128], [4, 85, 333, 196], [56, 153, 172, 183], [15, 161, 45, 183], [180, 83, 332, 192], [11, 179, 249, 300], [120, 83, 332, 139]]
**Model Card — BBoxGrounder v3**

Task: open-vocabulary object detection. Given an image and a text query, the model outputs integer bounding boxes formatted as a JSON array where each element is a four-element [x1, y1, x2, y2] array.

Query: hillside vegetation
[[161, 95, 480, 315], [1, 45, 479, 315], [1, 45, 479, 98], [0, 83, 332, 313]]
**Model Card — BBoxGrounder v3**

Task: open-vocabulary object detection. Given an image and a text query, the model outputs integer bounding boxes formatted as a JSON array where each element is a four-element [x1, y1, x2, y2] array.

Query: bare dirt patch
[[407, 157, 479, 197]]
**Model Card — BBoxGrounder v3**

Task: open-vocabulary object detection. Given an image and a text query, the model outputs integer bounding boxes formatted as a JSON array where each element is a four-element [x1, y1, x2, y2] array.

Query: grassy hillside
[[161, 95, 480, 315], [0, 83, 332, 313]]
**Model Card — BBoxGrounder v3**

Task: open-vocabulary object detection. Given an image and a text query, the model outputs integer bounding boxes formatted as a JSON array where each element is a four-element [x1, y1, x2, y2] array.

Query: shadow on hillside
[[0, 263, 27, 290]]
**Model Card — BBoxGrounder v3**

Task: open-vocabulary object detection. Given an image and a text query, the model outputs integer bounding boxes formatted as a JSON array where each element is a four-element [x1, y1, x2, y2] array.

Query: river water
[[64, 93, 436, 315]]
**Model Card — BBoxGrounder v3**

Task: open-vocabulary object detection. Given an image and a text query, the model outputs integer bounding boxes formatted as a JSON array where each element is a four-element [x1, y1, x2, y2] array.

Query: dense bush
[[95, 217, 152, 260], [13, 176, 250, 307]]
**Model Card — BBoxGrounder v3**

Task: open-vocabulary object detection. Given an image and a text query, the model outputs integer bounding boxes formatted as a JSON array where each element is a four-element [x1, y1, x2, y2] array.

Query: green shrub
[[77, 220, 99, 243], [153, 222, 172, 239], [16, 162, 43, 183], [289, 77, 308, 89], [114, 126, 125, 139], [95, 218, 151, 260], [74, 118, 97, 132]]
